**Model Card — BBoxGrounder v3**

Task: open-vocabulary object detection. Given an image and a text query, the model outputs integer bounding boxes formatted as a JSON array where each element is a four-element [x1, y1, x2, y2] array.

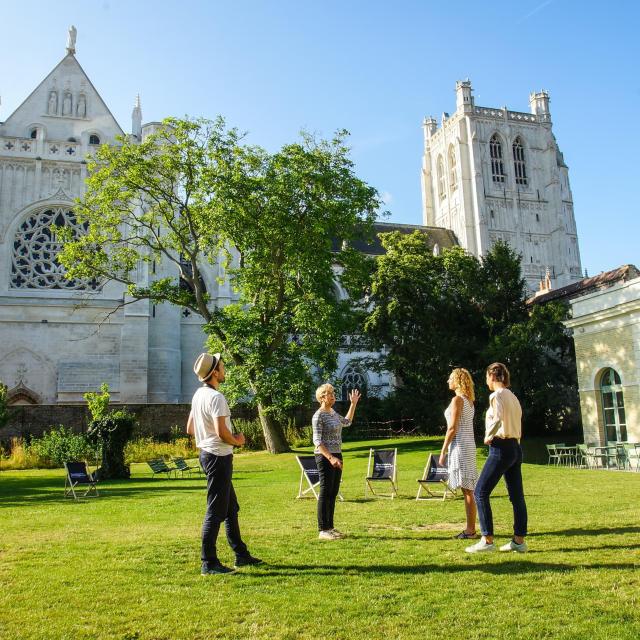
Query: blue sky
[[1, 0, 638, 275]]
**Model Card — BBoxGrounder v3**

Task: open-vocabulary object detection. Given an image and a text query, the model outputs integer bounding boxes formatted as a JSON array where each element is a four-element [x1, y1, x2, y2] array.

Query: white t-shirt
[[191, 385, 234, 456]]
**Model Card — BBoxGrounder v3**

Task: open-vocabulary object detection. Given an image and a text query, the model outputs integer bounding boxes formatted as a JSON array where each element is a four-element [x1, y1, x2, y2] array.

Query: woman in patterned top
[[312, 383, 361, 540], [439, 368, 478, 539]]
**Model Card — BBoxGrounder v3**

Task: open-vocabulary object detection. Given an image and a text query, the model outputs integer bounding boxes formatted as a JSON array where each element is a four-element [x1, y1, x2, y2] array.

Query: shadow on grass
[[529, 526, 640, 537], [0, 475, 209, 508], [343, 439, 443, 458], [245, 559, 640, 577]]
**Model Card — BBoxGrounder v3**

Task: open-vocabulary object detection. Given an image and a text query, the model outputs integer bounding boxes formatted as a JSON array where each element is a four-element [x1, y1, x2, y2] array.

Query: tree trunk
[[257, 403, 290, 454]]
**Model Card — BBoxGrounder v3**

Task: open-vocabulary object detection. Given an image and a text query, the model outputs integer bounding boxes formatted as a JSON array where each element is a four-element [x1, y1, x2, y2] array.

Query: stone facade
[[565, 277, 640, 445], [421, 80, 582, 291], [0, 33, 412, 410]]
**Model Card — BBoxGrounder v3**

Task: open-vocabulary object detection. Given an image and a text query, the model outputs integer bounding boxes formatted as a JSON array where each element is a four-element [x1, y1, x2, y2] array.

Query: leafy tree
[[364, 231, 486, 426], [85, 384, 135, 479], [365, 233, 579, 434], [59, 118, 379, 453], [0, 381, 10, 431]]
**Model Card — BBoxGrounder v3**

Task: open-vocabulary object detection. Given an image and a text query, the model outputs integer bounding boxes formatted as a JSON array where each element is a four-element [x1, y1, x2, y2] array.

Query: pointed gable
[[1, 53, 124, 142]]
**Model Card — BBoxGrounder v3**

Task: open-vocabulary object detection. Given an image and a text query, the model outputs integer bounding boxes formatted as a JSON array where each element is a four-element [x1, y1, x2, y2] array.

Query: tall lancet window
[[448, 145, 457, 190], [489, 134, 506, 183], [437, 155, 446, 199], [513, 137, 528, 186]]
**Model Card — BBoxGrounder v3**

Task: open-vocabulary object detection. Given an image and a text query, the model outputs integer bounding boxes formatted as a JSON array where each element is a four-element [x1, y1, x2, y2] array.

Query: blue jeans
[[474, 438, 527, 538]]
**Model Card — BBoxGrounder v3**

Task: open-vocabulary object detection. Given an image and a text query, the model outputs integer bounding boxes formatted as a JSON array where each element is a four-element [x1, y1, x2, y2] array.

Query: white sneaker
[[465, 539, 496, 553], [499, 539, 528, 553], [318, 530, 338, 541], [330, 528, 345, 538]]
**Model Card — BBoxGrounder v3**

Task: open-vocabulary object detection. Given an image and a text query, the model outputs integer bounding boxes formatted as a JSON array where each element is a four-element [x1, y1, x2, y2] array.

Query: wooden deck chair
[[416, 454, 457, 501], [295, 455, 343, 501], [365, 448, 398, 499], [147, 458, 177, 478], [64, 461, 99, 499]]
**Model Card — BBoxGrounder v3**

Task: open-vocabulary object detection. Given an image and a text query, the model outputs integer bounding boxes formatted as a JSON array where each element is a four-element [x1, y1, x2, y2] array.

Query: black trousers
[[199, 451, 248, 567], [315, 453, 342, 531]]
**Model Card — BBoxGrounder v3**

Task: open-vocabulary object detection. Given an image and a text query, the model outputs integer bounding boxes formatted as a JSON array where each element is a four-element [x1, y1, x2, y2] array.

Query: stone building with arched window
[[564, 272, 640, 445], [0, 31, 458, 414]]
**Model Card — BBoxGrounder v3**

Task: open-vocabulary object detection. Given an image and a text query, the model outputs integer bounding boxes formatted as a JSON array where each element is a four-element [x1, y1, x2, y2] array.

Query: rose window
[[11, 208, 100, 290]]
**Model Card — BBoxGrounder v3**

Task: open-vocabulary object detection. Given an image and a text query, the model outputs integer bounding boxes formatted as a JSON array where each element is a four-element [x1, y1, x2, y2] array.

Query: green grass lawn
[[1, 436, 639, 640]]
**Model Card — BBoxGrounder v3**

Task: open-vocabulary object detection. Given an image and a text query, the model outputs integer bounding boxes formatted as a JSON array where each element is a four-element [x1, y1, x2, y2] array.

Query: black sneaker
[[201, 562, 235, 575], [234, 554, 263, 568]]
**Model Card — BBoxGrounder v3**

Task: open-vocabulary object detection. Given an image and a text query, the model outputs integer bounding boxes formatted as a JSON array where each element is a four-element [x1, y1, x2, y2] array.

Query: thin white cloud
[[517, 0, 557, 24]]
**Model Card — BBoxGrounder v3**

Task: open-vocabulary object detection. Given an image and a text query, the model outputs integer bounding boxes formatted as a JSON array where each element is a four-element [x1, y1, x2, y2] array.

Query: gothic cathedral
[[421, 80, 582, 290]]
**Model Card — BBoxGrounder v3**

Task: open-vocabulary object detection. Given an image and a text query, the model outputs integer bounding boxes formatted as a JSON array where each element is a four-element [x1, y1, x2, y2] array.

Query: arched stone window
[[489, 134, 506, 183], [448, 145, 457, 190], [437, 155, 446, 199], [512, 136, 528, 186], [10, 208, 100, 290], [89, 134, 101, 145], [600, 368, 626, 443], [340, 365, 367, 402]]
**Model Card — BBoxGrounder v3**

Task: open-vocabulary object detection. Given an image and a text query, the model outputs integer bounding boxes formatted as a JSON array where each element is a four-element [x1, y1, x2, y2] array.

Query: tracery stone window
[[437, 155, 446, 199], [89, 134, 100, 145], [340, 366, 367, 401], [448, 145, 457, 190], [513, 137, 528, 186], [490, 134, 506, 183], [11, 208, 100, 290]]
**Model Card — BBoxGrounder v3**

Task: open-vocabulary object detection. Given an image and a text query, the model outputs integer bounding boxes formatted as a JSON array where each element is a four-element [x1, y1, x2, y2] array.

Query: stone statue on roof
[[66, 25, 77, 55]]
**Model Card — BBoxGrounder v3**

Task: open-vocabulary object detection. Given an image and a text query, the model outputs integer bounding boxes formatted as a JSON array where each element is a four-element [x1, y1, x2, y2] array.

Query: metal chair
[[546, 444, 562, 465]]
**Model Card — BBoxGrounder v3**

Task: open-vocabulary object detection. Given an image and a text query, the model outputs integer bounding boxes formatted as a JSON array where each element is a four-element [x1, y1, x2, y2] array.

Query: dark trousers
[[315, 453, 342, 531], [200, 451, 248, 568], [474, 438, 528, 538]]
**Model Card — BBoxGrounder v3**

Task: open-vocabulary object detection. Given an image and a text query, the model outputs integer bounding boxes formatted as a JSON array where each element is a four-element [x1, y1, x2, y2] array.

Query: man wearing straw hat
[[187, 352, 262, 575]]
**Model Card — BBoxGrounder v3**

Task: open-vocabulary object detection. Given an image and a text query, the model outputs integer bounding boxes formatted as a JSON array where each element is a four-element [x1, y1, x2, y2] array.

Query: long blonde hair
[[450, 368, 475, 402]]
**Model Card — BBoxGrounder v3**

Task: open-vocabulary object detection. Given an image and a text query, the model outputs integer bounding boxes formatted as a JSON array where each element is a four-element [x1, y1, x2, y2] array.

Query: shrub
[[0, 437, 45, 470], [234, 419, 265, 451], [29, 426, 94, 467], [0, 381, 11, 430], [125, 436, 198, 463], [285, 422, 313, 448]]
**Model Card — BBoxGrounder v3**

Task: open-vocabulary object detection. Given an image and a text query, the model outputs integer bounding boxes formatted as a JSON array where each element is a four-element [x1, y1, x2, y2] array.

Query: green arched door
[[600, 368, 627, 444]]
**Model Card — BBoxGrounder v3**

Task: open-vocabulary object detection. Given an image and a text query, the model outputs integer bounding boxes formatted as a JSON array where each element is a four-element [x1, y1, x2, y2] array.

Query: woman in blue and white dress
[[439, 368, 478, 539]]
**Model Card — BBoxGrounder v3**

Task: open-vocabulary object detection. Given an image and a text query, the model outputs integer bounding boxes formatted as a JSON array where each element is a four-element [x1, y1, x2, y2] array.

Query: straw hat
[[193, 352, 221, 382]]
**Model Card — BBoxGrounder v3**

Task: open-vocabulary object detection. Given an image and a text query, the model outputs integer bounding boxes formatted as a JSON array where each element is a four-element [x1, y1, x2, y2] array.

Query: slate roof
[[334, 222, 459, 255], [527, 264, 640, 306]]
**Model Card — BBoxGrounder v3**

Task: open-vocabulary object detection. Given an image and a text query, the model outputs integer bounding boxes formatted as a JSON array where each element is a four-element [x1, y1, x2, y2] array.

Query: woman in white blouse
[[465, 363, 528, 554]]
